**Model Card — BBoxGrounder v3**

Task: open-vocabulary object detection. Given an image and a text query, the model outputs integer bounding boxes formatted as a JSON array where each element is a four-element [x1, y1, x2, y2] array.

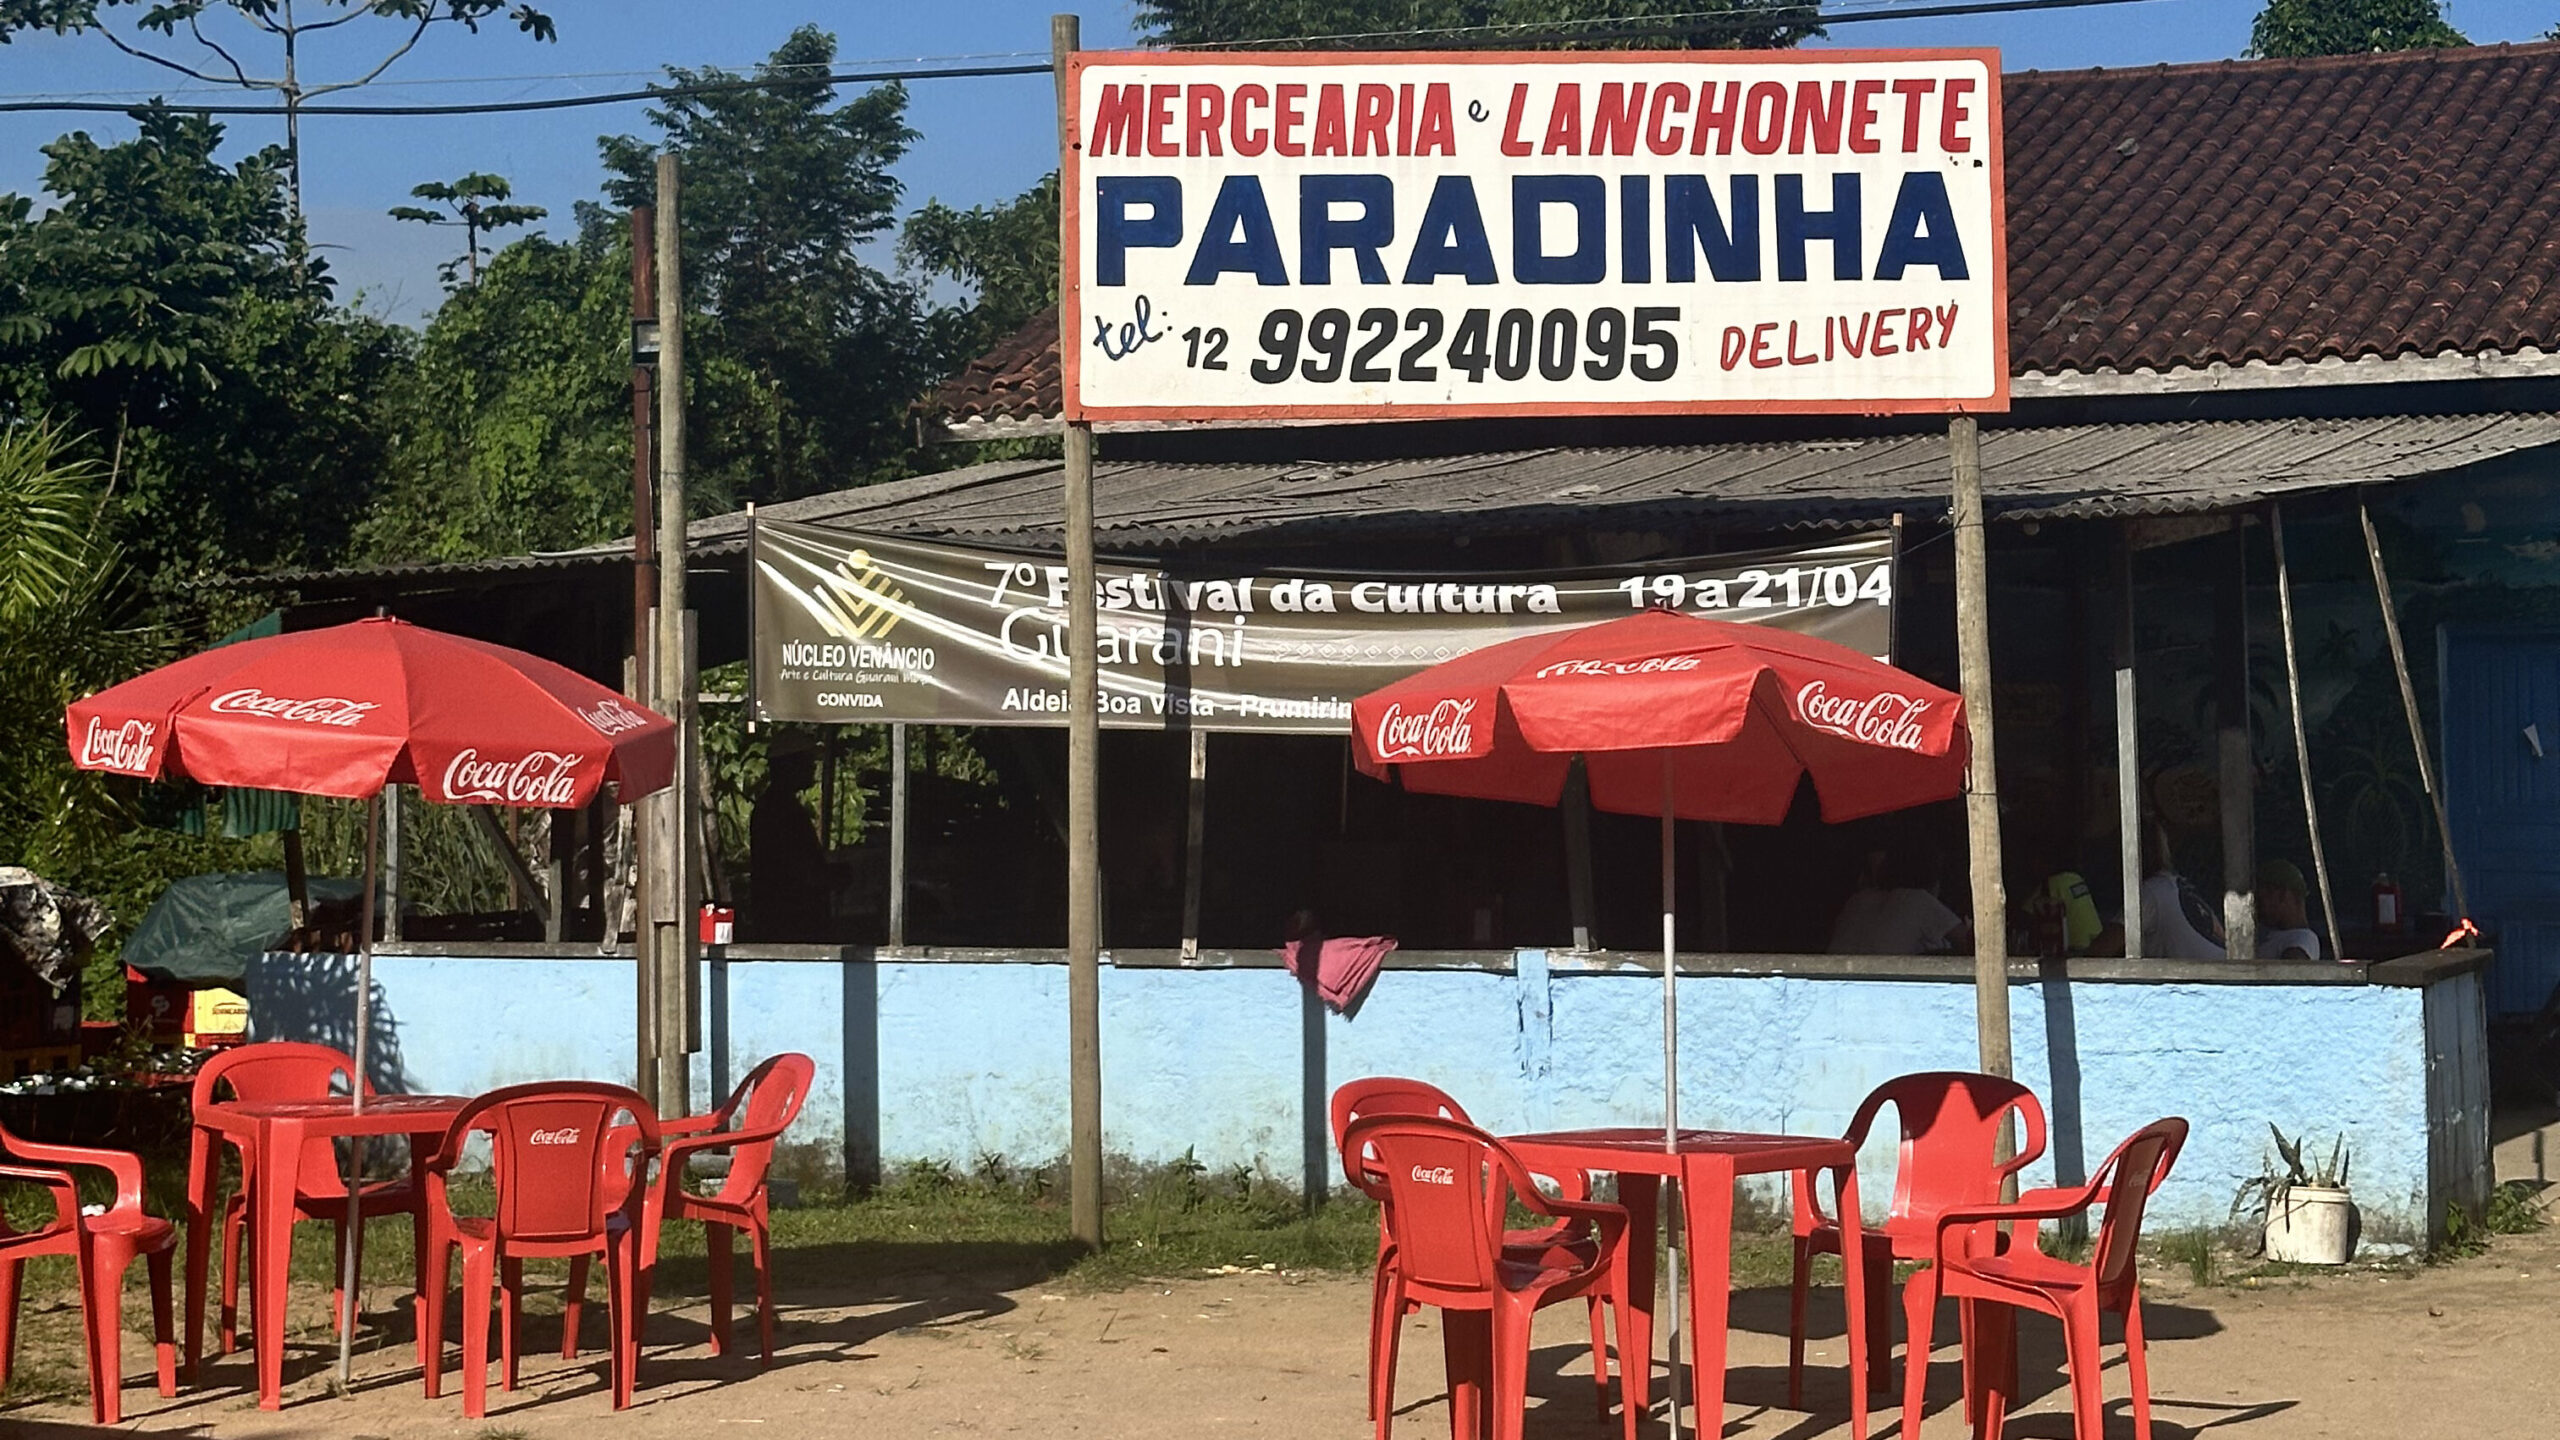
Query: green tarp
[[123, 871, 365, 987]]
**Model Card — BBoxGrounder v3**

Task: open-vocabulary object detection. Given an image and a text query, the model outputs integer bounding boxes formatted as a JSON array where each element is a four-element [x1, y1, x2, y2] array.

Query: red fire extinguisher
[[2372, 872, 2405, 934]]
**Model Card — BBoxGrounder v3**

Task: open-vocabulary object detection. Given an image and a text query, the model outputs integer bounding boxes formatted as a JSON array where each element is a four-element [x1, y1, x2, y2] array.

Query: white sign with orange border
[[1064, 50, 2006, 422]]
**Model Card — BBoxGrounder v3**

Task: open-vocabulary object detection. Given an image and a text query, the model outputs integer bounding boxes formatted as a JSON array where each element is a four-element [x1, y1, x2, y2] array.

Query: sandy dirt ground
[[4, 1225, 2555, 1440]]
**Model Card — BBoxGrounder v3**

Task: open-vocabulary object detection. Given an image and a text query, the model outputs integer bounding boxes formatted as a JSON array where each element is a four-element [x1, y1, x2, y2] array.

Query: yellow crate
[[186, 987, 250, 1048]]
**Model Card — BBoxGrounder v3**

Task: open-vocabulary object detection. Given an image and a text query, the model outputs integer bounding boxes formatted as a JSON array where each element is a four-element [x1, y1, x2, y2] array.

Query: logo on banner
[[209, 689, 377, 726], [79, 716, 157, 773], [1373, 698, 1477, 760], [440, 749, 585, 807], [1795, 681, 1931, 751], [1532, 656, 1705, 680], [527, 1127, 582, 1147], [1409, 1165, 1457, 1186], [576, 698, 652, 736]]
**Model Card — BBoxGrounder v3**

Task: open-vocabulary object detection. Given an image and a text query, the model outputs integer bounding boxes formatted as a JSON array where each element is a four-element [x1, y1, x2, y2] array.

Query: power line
[[0, 61, 1053, 116], [0, 0, 2174, 118]]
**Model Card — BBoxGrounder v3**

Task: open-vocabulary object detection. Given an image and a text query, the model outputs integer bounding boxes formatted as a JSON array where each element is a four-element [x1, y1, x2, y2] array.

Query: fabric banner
[[750, 518, 1894, 733]]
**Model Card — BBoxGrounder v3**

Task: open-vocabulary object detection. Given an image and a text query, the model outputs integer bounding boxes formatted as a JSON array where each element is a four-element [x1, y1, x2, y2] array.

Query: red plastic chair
[[0, 1121, 178, 1425], [616, 1052, 812, 1364], [1924, 1118, 2189, 1440], [418, 1082, 660, 1418], [1788, 1072, 2047, 1414], [1331, 1078, 1622, 1435], [193, 1041, 419, 1353], [1342, 1113, 1635, 1440]]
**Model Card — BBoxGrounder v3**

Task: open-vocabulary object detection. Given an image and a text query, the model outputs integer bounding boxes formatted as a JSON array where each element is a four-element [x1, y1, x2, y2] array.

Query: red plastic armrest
[[658, 1112, 724, 1138], [0, 1164, 78, 1231], [1930, 1186, 2100, 1264], [2, 1139, 146, 1213]]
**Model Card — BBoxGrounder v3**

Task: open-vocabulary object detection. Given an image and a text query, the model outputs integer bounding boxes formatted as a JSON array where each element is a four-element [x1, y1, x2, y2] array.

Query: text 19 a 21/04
[[1227, 305, 1681, 385]]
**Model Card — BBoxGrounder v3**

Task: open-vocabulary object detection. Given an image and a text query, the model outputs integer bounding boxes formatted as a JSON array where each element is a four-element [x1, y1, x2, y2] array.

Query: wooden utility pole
[[1053, 11, 1104, 1250], [1950, 417, 2012, 1080], [630, 205, 659, 1093], [650, 153, 693, 1115]]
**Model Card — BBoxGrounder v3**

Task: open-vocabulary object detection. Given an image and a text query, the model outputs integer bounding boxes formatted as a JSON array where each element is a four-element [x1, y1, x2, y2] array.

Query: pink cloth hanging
[[1282, 934, 1395, 1012]]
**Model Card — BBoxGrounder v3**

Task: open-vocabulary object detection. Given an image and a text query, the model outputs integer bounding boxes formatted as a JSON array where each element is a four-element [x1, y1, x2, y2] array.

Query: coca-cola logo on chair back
[[491, 1096, 627, 1242]]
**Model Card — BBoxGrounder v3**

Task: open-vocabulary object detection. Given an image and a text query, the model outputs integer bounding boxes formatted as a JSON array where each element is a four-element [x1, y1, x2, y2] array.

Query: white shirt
[[1830, 887, 1965, 955], [2257, 927, 2324, 960], [2139, 872, 2225, 959]]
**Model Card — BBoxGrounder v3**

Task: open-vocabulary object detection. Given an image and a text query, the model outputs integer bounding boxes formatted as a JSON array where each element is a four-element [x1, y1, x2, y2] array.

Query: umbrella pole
[[335, 791, 382, 1388], [1660, 752, 1685, 1440]]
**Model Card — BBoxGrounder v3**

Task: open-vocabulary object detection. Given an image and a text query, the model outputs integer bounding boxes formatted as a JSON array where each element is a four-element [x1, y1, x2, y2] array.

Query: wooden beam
[[2217, 529, 2257, 961], [2271, 504, 2344, 958], [1950, 416, 2013, 1081]]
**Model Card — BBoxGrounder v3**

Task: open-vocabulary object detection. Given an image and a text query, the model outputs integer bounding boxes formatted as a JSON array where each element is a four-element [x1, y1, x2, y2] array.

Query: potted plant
[[2234, 1124, 2356, 1265]]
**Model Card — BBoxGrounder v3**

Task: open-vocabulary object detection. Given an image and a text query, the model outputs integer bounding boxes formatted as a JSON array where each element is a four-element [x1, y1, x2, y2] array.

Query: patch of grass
[[2153, 1226, 2222, 1286]]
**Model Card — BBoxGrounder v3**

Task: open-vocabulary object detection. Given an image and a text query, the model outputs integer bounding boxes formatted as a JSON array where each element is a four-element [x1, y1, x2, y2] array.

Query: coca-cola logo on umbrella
[[576, 698, 652, 736], [1532, 655, 1705, 680], [79, 716, 157, 773], [440, 748, 586, 807], [1372, 698, 1477, 761], [208, 689, 378, 727], [1795, 680, 1932, 751]]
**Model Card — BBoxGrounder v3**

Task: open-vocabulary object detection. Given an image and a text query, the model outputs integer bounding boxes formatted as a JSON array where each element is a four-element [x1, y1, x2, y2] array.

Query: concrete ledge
[[362, 941, 2492, 987], [2366, 948, 2492, 987]]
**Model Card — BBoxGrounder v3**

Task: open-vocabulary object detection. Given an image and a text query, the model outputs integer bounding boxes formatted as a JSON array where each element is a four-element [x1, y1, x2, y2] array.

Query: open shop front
[[229, 416, 2537, 1239]]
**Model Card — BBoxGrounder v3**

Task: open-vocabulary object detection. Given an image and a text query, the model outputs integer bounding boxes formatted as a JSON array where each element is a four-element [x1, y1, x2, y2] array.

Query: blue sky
[[3, 0, 2556, 321]]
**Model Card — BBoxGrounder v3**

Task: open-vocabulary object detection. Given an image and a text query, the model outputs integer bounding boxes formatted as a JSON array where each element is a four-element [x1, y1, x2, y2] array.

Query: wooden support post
[[1054, 11, 1104, 1251], [2360, 502, 2471, 921], [650, 152, 692, 1116], [2271, 504, 2343, 958], [1562, 758, 1596, 951], [280, 827, 310, 933], [2115, 535, 2142, 959], [382, 785, 402, 942], [1180, 727, 1208, 962], [1950, 416, 2013, 1081], [2216, 528, 2257, 962], [888, 723, 910, 947]]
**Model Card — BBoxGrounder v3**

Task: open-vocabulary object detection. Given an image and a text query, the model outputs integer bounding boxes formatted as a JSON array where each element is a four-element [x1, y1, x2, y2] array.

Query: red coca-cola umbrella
[[65, 615, 674, 1380], [1351, 609, 1966, 1430], [67, 614, 673, 803]]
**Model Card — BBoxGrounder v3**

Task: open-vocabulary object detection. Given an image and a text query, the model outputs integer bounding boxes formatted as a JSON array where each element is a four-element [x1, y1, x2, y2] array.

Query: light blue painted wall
[[246, 950, 2434, 1233]]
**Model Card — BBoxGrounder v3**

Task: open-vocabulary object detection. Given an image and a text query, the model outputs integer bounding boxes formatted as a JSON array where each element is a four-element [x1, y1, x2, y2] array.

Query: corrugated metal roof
[[243, 413, 2560, 591], [706, 413, 2560, 547]]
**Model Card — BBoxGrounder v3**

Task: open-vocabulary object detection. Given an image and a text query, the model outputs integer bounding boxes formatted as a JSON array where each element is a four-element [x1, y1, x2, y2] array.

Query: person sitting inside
[[1830, 845, 1969, 955], [2138, 820, 2226, 959], [2255, 858, 2325, 960]]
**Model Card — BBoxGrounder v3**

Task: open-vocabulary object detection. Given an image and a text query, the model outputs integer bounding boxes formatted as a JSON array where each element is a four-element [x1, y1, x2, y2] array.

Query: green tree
[[390, 171, 547, 285], [2246, 0, 2468, 55], [904, 171, 1059, 364], [599, 25, 941, 503], [0, 106, 404, 587], [1134, 0, 1821, 48], [0, 1, 556, 212], [354, 226, 632, 563]]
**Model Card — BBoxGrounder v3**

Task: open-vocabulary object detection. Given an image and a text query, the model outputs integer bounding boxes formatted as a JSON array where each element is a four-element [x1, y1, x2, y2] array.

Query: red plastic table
[[183, 1093, 466, 1409], [1507, 1127, 1871, 1440]]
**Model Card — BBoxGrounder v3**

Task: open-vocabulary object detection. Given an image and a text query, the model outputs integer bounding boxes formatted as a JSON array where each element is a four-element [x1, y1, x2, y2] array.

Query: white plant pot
[[2263, 1185, 2356, 1265]]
